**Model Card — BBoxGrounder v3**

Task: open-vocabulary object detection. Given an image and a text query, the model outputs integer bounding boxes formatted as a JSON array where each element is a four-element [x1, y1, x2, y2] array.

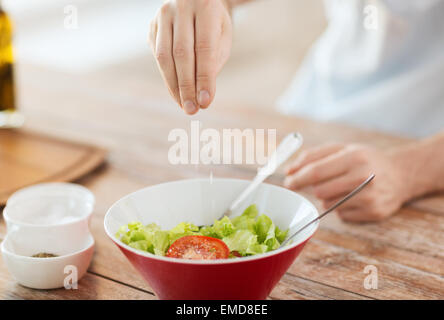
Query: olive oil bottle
[[0, 4, 23, 128]]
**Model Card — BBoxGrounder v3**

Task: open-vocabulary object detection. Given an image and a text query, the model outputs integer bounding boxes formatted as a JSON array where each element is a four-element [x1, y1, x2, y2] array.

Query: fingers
[[322, 196, 357, 214], [321, 187, 386, 223], [154, 12, 181, 105], [217, 16, 232, 74], [173, 6, 198, 115], [336, 208, 386, 223], [286, 143, 344, 175], [321, 177, 375, 210], [284, 148, 352, 190], [195, 9, 221, 109], [312, 173, 365, 200], [336, 209, 371, 223], [151, 0, 232, 114], [321, 196, 372, 222]]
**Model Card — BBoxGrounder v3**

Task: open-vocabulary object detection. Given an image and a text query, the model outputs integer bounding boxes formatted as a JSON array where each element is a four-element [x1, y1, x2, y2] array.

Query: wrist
[[388, 141, 437, 201]]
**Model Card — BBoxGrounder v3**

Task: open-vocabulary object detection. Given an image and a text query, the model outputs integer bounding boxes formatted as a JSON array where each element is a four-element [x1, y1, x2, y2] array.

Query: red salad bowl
[[104, 178, 319, 300]]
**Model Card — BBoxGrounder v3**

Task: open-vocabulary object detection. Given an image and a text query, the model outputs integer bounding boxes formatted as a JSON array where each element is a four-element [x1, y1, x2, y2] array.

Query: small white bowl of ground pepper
[[1, 231, 94, 289]]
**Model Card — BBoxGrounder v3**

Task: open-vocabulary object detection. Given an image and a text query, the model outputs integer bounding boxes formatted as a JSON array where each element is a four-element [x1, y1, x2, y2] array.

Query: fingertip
[[198, 90, 211, 108], [183, 100, 198, 115], [313, 188, 324, 199], [286, 166, 296, 175], [287, 158, 304, 174], [284, 171, 305, 190], [283, 177, 293, 189], [336, 210, 363, 223], [336, 210, 350, 221], [288, 158, 304, 174]]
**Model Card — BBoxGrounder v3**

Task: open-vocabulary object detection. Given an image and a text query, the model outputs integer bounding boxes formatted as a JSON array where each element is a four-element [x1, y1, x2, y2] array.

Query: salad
[[116, 204, 288, 260]]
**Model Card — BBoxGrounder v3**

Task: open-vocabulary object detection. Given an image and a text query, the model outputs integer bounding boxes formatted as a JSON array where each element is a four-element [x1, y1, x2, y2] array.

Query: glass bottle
[[0, 3, 23, 128]]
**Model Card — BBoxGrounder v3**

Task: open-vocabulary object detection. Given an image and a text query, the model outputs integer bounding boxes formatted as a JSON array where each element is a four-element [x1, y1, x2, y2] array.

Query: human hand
[[149, 0, 233, 115], [284, 144, 410, 222]]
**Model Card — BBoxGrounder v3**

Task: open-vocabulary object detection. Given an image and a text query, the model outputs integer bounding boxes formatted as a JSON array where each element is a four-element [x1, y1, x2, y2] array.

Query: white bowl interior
[[5, 193, 93, 226], [2, 227, 94, 258], [7, 183, 95, 207], [105, 178, 319, 250]]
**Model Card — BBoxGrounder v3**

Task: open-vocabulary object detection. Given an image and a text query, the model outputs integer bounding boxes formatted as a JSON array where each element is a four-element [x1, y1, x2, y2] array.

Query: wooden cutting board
[[0, 129, 106, 205]]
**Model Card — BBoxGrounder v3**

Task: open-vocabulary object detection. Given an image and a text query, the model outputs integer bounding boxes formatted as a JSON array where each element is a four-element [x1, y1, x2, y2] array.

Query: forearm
[[390, 131, 444, 200]]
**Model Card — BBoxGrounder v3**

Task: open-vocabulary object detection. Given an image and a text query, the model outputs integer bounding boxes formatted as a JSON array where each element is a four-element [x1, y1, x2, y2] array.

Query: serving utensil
[[280, 173, 375, 247], [219, 132, 303, 221]]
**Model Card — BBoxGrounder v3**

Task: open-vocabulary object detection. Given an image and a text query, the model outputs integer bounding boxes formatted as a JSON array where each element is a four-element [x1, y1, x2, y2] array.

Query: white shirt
[[277, 0, 444, 138]]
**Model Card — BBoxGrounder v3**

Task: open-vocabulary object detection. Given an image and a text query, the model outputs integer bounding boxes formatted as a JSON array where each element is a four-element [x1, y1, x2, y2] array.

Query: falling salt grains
[[209, 171, 216, 215]]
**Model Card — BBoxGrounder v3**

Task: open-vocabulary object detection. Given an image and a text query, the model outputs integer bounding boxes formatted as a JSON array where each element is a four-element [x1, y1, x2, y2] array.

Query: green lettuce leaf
[[242, 204, 259, 219], [199, 225, 218, 237], [222, 229, 267, 256], [168, 222, 200, 244], [116, 221, 169, 255], [212, 216, 235, 238], [128, 240, 149, 251], [152, 230, 170, 256], [231, 204, 258, 233], [255, 214, 274, 243], [275, 226, 288, 243]]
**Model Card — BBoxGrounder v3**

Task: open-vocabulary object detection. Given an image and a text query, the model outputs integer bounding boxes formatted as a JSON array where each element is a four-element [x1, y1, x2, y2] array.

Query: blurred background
[[4, 0, 326, 109]]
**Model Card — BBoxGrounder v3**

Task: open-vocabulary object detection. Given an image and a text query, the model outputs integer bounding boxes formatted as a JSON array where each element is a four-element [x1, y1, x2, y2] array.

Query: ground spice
[[32, 252, 58, 258]]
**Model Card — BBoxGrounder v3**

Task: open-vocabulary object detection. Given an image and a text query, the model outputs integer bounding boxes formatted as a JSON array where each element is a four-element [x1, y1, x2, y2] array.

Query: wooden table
[[0, 62, 443, 300]]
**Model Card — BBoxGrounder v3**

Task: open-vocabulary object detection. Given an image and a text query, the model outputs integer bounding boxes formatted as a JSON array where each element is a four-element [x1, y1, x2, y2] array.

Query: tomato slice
[[166, 235, 229, 260]]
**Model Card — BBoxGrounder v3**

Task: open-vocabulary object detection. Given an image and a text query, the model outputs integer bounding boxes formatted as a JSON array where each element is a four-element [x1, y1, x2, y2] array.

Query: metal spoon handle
[[281, 173, 375, 247]]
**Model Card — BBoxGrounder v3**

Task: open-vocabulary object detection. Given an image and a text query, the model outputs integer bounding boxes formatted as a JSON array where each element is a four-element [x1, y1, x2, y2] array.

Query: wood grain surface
[[0, 129, 106, 204]]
